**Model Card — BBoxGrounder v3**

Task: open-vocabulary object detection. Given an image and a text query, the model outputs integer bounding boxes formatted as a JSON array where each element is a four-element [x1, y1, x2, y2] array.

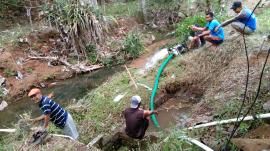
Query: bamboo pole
[[124, 65, 138, 89]]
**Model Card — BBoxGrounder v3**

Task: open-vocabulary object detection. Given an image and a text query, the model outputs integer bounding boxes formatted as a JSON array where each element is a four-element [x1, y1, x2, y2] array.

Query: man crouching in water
[[28, 88, 79, 140], [124, 96, 158, 139]]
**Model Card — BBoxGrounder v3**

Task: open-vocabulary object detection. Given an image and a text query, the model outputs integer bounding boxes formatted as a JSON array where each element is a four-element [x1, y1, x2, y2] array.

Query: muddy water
[[148, 98, 192, 130], [0, 67, 122, 128]]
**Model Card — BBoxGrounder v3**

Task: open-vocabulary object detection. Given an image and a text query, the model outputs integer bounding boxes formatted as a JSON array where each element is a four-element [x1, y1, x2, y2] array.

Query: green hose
[[150, 53, 175, 127]]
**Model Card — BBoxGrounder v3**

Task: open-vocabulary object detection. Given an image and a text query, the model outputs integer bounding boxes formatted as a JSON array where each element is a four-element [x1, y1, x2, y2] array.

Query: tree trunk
[[138, 0, 147, 22]]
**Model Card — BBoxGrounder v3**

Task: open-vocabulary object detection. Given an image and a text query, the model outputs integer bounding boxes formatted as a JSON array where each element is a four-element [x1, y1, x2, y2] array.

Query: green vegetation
[[0, 87, 4, 99], [3, 68, 16, 77], [175, 15, 206, 43], [101, 1, 139, 17], [123, 32, 144, 59], [85, 43, 98, 64], [25, 67, 33, 73], [147, 0, 180, 10], [44, 0, 104, 60], [256, 8, 270, 33], [0, 24, 32, 47], [0, 0, 21, 16]]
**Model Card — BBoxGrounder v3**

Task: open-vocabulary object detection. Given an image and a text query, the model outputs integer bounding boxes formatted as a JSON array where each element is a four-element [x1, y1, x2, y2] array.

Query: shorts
[[210, 39, 224, 45]]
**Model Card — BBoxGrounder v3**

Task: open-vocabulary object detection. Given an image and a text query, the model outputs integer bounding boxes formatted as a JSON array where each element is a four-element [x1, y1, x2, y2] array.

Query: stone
[[263, 100, 270, 111], [16, 71, 23, 80], [0, 75, 5, 86], [178, 12, 186, 18], [0, 100, 8, 111]]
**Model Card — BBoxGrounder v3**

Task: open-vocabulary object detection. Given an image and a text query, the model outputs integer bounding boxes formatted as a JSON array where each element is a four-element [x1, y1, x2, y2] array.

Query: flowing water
[[0, 67, 122, 128], [1, 40, 190, 132]]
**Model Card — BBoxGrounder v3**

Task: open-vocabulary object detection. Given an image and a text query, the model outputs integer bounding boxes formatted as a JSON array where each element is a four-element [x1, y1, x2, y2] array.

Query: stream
[[1, 39, 191, 131], [0, 67, 122, 128]]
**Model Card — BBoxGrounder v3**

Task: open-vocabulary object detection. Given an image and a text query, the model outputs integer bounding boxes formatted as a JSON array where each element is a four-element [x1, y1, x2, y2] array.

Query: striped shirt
[[39, 96, 68, 128]]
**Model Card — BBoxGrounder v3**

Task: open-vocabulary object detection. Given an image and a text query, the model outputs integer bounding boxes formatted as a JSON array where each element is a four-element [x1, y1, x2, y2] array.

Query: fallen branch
[[28, 56, 59, 61], [28, 55, 103, 73]]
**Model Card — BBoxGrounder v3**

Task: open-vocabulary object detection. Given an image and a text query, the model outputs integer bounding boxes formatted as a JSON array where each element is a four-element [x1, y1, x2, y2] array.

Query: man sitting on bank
[[215, 1, 256, 35], [124, 96, 158, 139], [28, 88, 79, 140], [189, 11, 224, 49]]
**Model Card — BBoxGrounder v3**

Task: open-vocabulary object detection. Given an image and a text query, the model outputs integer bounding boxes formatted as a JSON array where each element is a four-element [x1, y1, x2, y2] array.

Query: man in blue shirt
[[215, 1, 256, 35], [28, 88, 79, 140], [189, 12, 224, 49]]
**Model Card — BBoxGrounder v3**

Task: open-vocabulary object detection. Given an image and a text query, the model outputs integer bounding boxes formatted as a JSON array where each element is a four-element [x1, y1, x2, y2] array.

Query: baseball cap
[[130, 96, 141, 108], [230, 1, 242, 10]]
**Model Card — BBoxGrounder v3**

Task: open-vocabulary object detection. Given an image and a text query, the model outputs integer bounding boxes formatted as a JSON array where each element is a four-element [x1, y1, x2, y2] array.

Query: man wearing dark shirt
[[124, 96, 158, 139], [28, 88, 79, 140]]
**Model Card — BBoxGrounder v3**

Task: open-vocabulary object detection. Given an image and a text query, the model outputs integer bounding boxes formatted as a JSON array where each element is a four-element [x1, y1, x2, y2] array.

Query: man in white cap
[[124, 96, 158, 139]]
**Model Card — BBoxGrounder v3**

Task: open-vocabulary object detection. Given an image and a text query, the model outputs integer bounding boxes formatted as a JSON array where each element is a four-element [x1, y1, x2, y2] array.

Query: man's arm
[[197, 30, 211, 38], [43, 114, 50, 129], [191, 26, 207, 31], [143, 110, 158, 118], [220, 11, 246, 27], [31, 115, 45, 122]]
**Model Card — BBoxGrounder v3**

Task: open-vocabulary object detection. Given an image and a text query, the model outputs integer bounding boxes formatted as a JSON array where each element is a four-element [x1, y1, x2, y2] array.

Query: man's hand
[[194, 36, 200, 40], [28, 119, 37, 124], [152, 110, 158, 115], [190, 25, 197, 31]]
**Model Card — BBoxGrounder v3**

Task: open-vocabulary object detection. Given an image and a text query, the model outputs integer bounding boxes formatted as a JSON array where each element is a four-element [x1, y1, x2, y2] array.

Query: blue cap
[[130, 96, 141, 108], [231, 1, 242, 10]]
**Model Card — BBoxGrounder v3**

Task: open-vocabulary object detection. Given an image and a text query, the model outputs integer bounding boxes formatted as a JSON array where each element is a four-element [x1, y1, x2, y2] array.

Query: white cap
[[130, 96, 141, 108]]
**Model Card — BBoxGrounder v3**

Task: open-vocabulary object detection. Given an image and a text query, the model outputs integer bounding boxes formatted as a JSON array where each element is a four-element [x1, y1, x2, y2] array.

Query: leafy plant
[[44, 0, 104, 60], [122, 32, 144, 59], [176, 14, 206, 43], [85, 43, 98, 64], [238, 123, 249, 135], [26, 67, 33, 73], [3, 68, 16, 77]]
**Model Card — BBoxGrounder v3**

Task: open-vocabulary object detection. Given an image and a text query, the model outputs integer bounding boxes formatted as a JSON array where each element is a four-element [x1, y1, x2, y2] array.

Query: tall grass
[[0, 24, 32, 47], [44, 0, 104, 60], [101, 1, 139, 17]]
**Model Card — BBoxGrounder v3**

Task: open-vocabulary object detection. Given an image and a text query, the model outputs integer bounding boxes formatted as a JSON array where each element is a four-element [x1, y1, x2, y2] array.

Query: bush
[[85, 43, 98, 64], [175, 15, 206, 43], [44, 0, 104, 60], [122, 32, 144, 59]]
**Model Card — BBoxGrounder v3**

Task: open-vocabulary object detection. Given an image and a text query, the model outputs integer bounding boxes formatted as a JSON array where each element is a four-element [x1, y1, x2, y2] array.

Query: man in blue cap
[[215, 1, 256, 35], [124, 96, 158, 139]]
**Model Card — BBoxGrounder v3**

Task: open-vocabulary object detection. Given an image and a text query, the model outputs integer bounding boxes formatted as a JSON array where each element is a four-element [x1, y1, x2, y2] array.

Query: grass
[[256, 8, 270, 34], [0, 24, 32, 48], [101, 1, 139, 17]]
